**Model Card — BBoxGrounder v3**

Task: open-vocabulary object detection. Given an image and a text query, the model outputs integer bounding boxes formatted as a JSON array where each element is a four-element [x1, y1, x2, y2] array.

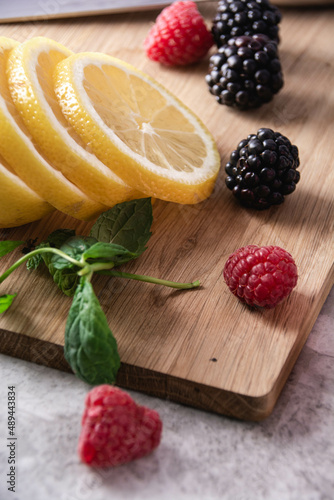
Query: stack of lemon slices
[[0, 36, 220, 228]]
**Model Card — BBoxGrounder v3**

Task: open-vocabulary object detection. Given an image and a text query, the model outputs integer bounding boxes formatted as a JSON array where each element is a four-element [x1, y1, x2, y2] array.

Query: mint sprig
[[0, 198, 200, 386]]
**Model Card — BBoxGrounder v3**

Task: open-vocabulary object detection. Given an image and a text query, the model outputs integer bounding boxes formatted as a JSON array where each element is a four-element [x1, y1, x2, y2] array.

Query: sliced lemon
[[0, 37, 108, 222], [53, 52, 221, 204], [0, 153, 53, 228], [6, 37, 141, 206]]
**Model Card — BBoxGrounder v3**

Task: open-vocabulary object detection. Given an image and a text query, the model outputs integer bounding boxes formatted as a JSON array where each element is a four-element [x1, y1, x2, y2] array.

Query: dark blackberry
[[205, 34, 283, 109], [225, 128, 300, 209], [212, 0, 282, 47]]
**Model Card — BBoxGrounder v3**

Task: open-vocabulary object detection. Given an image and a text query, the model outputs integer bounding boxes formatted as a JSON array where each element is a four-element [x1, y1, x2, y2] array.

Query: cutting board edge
[[0, 327, 70, 373], [0, 324, 313, 422]]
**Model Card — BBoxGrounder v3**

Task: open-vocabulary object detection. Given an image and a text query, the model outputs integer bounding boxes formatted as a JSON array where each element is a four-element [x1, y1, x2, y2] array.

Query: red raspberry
[[78, 385, 162, 467], [223, 245, 298, 309], [144, 1, 213, 66]]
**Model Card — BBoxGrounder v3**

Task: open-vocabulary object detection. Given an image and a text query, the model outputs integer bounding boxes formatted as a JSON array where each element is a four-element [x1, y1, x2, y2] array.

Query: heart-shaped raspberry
[[78, 385, 162, 467]]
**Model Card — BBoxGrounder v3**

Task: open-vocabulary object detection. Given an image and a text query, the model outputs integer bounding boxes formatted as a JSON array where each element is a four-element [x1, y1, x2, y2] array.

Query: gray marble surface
[[0, 287, 333, 500]]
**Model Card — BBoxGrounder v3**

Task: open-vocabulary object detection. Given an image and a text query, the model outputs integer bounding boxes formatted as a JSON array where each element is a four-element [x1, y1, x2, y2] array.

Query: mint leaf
[[26, 229, 76, 270], [0, 241, 24, 258], [46, 229, 76, 248], [64, 278, 120, 385], [0, 294, 17, 313], [26, 242, 50, 270], [51, 236, 98, 270], [46, 236, 97, 296], [25, 230, 81, 292], [42, 229, 77, 268], [52, 268, 79, 297], [90, 198, 153, 260], [83, 242, 139, 265], [32, 230, 81, 294]]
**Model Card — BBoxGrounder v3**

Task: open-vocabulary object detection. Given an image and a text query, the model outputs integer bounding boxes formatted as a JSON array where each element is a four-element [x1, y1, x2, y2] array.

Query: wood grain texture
[[0, 4, 333, 420]]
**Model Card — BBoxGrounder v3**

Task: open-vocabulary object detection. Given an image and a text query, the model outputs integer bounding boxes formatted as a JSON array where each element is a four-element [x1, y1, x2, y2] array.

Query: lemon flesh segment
[[0, 153, 53, 228], [0, 37, 108, 222], [6, 37, 142, 207], [53, 53, 221, 204]]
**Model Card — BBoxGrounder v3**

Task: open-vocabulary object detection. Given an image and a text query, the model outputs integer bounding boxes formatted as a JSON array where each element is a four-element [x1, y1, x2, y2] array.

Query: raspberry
[[206, 34, 283, 109], [225, 128, 300, 209], [223, 245, 298, 308], [78, 385, 162, 467], [144, 1, 213, 66], [212, 0, 282, 48]]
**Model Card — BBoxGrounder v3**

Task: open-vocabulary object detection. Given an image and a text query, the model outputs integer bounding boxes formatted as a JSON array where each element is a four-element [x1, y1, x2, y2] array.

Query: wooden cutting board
[[0, 4, 333, 421]]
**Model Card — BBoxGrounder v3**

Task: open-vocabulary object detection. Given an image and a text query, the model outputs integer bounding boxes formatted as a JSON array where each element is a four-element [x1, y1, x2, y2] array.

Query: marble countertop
[[0, 287, 333, 500]]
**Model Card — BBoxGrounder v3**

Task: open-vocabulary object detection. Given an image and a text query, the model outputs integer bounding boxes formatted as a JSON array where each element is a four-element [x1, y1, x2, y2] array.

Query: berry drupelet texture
[[223, 245, 298, 308], [212, 0, 282, 47], [206, 34, 283, 109], [225, 128, 300, 209], [144, 1, 213, 66], [78, 385, 162, 468]]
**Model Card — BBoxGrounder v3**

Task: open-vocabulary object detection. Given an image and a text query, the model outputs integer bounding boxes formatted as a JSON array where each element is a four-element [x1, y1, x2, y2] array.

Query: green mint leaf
[[26, 242, 50, 270], [0, 293, 17, 313], [42, 229, 77, 268], [46, 229, 76, 248], [52, 268, 79, 297], [0, 241, 24, 258], [83, 242, 139, 265], [27, 232, 91, 296], [26, 229, 76, 270], [46, 235, 96, 295], [90, 198, 153, 263], [41, 230, 80, 293], [26, 254, 43, 270], [51, 236, 98, 270], [64, 278, 120, 385]]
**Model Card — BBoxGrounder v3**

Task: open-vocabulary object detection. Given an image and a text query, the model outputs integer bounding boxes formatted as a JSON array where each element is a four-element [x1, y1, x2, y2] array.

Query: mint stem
[[89, 262, 115, 273], [0, 247, 200, 290], [0, 247, 84, 284], [106, 270, 200, 289]]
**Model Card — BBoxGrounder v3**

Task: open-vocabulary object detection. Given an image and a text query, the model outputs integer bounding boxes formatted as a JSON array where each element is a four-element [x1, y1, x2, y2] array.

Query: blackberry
[[225, 128, 300, 209], [212, 0, 282, 47], [205, 34, 283, 109]]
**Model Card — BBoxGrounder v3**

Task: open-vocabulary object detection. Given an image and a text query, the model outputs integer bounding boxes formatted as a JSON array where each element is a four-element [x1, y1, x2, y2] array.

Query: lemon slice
[[6, 37, 141, 206], [53, 52, 221, 204], [0, 37, 108, 221], [0, 153, 53, 228]]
